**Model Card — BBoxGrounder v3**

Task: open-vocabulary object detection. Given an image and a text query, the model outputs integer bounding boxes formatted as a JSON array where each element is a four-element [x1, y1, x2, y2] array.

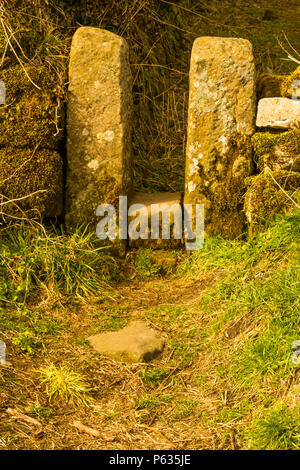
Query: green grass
[[175, 210, 300, 448], [143, 367, 170, 385], [0, 305, 64, 354], [248, 404, 300, 450], [0, 223, 116, 305], [133, 249, 162, 278], [37, 363, 93, 405]]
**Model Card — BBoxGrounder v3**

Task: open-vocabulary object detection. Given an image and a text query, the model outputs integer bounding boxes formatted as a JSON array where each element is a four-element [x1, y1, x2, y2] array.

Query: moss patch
[[252, 130, 300, 172], [0, 147, 63, 218], [198, 135, 254, 239], [244, 170, 300, 236], [281, 66, 300, 99], [0, 5, 43, 68], [0, 66, 63, 149]]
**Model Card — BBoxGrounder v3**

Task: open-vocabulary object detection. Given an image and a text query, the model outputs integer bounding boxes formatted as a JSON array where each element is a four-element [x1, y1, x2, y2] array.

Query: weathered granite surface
[[184, 37, 256, 238], [256, 97, 300, 129], [66, 27, 133, 240]]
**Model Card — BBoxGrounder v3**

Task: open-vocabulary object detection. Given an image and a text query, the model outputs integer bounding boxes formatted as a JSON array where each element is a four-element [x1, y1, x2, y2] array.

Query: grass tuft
[[37, 363, 93, 405]]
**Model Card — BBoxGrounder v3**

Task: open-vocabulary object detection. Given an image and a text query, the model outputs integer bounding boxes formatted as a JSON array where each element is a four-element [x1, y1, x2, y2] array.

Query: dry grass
[[0, 274, 227, 450], [2, 0, 300, 194]]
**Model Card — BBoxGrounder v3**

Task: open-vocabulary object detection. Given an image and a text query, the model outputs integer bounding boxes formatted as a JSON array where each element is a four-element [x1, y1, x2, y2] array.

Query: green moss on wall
[[197, 134, 254, 239], [244, 170, 300, 236], [0, 65, 63, 149], [252, 130, 300, 171], [0, 147, 63, 218], [281, 66, 300, 98], [0, 8, 43, 68]]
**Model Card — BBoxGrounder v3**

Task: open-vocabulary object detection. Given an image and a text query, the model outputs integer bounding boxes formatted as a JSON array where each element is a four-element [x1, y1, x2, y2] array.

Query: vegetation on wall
[[0, 0, 299, 451], [1, 0, 300, 193]]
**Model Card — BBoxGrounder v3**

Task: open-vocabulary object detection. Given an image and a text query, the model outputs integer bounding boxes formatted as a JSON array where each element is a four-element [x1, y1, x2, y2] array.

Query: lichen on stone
[[244, 170, 300, 236]]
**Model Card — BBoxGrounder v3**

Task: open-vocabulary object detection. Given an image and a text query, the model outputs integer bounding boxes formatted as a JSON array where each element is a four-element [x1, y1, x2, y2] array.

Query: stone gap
[[65, 27, 299, 248]]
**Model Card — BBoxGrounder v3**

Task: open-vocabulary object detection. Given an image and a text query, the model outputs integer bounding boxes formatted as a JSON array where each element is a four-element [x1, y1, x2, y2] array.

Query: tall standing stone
[[184, 37, 256, 238], [66, 27, 133, 246]]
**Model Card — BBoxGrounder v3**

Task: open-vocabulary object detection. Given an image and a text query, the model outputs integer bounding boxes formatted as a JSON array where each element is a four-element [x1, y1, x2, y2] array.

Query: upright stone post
[[66, 27, 133, 253], [184, 37, 256, 238]]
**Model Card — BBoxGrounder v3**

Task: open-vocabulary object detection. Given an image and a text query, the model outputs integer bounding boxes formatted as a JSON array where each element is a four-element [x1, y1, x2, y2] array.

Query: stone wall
[[244, 68, 300, 235], [1, 26, 299, 245]]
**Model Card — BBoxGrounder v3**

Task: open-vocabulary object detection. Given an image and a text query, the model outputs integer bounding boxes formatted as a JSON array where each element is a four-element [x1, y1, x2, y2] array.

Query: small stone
[[256, 97, 300, 129], [88, 321, 165, 363]]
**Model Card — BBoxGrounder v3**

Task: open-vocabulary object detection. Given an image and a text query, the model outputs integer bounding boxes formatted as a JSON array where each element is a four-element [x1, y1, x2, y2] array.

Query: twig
[[72, 420, 115, 441], [0, 18, 41, 90], [0, 189, 47, 207], [265, 167, 300, 208], [276, 34, 300, 66], [283, 32, 300, 59], [155, 366, 179, 393], [131, 63, 187, 75], [139, 424, 177, 449], [6, 408, 42, 427]]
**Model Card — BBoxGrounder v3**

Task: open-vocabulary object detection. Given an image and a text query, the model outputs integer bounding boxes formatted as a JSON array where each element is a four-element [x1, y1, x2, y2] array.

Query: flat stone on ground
[[88, 321, 165, 363], [256, 97, 300, 129]]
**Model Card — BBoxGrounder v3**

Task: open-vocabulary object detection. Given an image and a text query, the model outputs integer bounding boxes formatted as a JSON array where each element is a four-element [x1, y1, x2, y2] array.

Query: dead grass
[[0, 272, 226, 450]]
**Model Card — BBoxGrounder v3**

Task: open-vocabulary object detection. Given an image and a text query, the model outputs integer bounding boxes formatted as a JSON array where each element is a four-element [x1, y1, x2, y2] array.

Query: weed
[[133, 249, 162, 278], [173, 399, 198, 419], [134, 394, 171, 412], [13, 330, 39, 355], [37, 363, 93, 405], [143, 368, 170, 385], [0, 223, 116, 305], [27, 405, 53, 421]]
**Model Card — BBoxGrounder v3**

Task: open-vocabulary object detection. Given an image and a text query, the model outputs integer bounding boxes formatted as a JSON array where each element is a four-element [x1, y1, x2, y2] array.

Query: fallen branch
[[72, 420, 115, 441], [139, 424, 176, 449], [265, 167, 300, 208], [0, 189, 47, 207], [6, 408, 42, 427]]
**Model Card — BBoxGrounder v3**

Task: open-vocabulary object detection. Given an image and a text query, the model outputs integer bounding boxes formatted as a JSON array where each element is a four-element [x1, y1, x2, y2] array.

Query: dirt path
[[0, 265, 230, 450]]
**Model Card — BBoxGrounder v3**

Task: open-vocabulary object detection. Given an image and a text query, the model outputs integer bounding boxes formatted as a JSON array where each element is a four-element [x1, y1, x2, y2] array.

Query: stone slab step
[[128, 192, 183, 248]]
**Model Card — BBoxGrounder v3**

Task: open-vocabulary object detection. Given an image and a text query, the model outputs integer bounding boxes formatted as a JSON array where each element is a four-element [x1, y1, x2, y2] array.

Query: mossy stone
[[0, 65, 63, 149], [0, 147, 63, 218], [252, 130, 300, 172], [244, 170, 300, 236], [281, 66, 300, 99], [0, 8, 43, 68], [184, 37, 256, 239]]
